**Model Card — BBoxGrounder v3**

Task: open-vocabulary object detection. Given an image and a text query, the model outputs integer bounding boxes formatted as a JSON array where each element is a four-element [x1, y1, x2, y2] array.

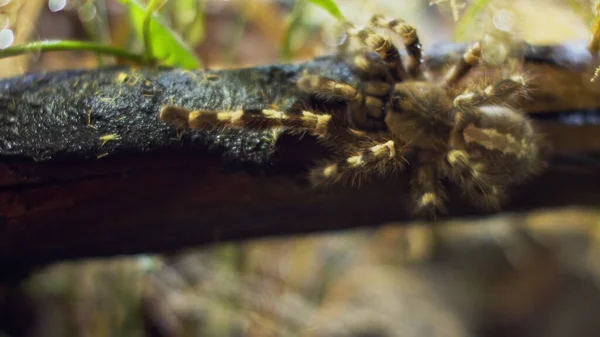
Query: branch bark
[[1, 41, 600, 273]]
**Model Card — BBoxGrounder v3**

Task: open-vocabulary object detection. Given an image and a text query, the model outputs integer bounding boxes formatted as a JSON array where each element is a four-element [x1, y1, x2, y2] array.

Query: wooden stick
[[1, 41, 600, 272]]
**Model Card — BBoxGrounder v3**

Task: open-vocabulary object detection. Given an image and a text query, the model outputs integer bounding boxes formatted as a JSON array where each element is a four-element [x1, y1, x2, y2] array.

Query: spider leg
[[443, 109, 515, 210], [348, 52, 392, 79], [370, 14, 423, 78], [411, 152, 447, 217], [160, 105, 334, 138], [297, 74, 363, 102], [343, 22, 407, 81], [453, 74, 527, 109], [444, 148, 507, 210], [310, 137, 409, 187], [297, 73, 390, 130], [442, 42, 482, 86]]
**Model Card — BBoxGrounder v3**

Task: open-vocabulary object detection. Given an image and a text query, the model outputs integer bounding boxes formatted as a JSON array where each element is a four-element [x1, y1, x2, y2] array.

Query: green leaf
[[307, 0, 345, 20], [118, 0, 202, 69]]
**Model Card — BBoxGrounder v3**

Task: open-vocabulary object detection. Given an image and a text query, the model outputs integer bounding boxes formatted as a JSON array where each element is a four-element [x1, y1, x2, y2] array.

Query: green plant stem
[[0, 40, 146, 64], [282, 0, 308, 60], [143, 0, 163, 62]]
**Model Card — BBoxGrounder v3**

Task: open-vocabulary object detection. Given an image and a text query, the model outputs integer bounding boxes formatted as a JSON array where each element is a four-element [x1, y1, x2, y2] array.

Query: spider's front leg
[[369, 14, 423, 78], [442, 42, 482, 86], [343, 22, 407, 81]]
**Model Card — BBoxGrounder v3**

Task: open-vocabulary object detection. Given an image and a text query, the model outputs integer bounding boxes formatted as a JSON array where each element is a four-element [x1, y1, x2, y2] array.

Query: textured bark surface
[[1, 41, 600, 273]]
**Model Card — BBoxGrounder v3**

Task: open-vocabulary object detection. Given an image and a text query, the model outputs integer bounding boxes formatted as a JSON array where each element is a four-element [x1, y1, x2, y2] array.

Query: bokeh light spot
[[78, 2, 97, 23], [48, 0, 67, 13], [0, 28, 14, 49], [493, 9, 515, 32]]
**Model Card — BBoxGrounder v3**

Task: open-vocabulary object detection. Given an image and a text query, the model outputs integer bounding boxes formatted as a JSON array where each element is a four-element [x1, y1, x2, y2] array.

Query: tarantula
[[160, 15, 545, 216]]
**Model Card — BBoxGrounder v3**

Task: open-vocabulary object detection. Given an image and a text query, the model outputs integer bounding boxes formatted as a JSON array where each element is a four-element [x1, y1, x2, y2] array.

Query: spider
[[160, 14, 545, 216]]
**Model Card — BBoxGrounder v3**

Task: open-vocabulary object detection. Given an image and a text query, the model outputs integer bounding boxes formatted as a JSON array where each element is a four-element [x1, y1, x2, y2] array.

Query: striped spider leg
[[297, 14, 426, 131], [443, 74, 543, 210], [159, 104, 414, 187]]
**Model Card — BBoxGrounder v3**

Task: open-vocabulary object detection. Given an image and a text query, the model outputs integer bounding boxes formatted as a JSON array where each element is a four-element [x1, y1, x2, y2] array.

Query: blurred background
[[1, 0, 600, 336]]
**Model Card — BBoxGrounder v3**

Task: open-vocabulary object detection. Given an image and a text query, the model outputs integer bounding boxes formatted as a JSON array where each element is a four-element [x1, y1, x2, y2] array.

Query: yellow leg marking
[[262, 109, 288, 120], [592, 66, 600, 82], [347, 155, 365, 167], [216, 110, 244, 123], [510, 75, 525, 85], [453, 92, 478, 108], [447, 150, 468, 164], [464, 42, 482, 64], [159, 105, 191, 128], [301, 111, 332, 135], [370, 140, 395, 159], [484, 85, 494, 95], [419, 193, 442, 208], [323, 164, 338, 178]]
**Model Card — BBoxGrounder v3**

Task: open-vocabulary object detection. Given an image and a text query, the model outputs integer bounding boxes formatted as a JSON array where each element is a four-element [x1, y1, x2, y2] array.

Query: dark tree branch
[[1, 41, 600, 273]]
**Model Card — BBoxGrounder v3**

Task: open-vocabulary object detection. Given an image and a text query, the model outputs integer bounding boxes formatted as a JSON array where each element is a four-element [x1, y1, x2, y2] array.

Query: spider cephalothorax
[[160, 15, 545, 216]]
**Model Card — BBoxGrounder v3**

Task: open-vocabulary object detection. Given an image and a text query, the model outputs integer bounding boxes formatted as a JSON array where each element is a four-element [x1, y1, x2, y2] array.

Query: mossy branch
[[0, 41, 599, 274]]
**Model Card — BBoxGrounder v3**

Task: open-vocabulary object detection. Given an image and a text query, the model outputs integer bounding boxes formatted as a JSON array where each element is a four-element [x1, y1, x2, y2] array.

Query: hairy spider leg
[[444, 110, 510, 210], [297, 74, 363, 101], [370, 14, 423, 78], [445, 149, 506, 210], [297, 74, 389, 129], [160, 105, 337, 138], [442, 42, 482, 86], [344, 22, 407, 81], [310, 138, 409, 187], [191, 109, 335, 135], [348, 52, 392, 79], [453, 75, 527, 109], [159, 105, 191, 130], [410, 152, 447, 216]]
